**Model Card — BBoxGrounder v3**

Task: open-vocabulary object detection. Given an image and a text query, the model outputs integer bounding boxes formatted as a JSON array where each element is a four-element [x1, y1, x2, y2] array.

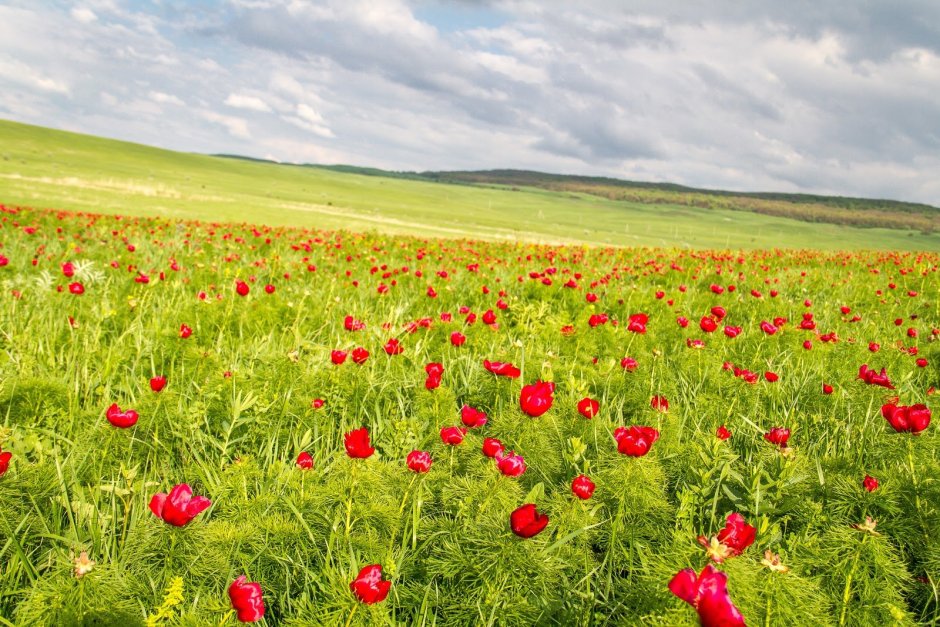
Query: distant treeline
[[215, 158, 940, 232]]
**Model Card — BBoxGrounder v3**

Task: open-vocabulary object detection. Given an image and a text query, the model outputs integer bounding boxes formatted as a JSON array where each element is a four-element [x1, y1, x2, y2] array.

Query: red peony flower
[[383, 338, 403, 355], [482, 437, 504, 458], [296, 452, 313, 469], [179, 323, 193, 339], [407, 450, 432, 473], [716, 425, 731, 440], [483, 359, 521, 378], [822, 383, 834, 395], [450, 331, 466, 346], [106, 403, 139, 428], [0, 448, 11, 477], [149, 484, 211, 526], [764, 427, 790, 447], [620, 356, 639, 371], [496, 451, 526, 477], [650, 395, 669, 413], [330, 350, 348, 365], [440, 426, 467, 445], [350, 564, 391, 604], [863, 474, 879, 492], [229, 575, 265, 623], [858, 364, 894, 389], [351, 347, 369, 365], [577, 397, 599, 419], [510, 503, 549, 538], [882, 402, 931, 434], [235, 280, 250, 296], [460, 405, 488, 428], [69, 281, 85, 295], [764, 371, 779, 383], [669, 564, 745, 627], [698, 512, 757, 562], [344, 428, 375, 458], [520, 380, 555, 417], [571, 474, 596, 500], [614, 426, 660, 457], [150, 376, 167, 392]]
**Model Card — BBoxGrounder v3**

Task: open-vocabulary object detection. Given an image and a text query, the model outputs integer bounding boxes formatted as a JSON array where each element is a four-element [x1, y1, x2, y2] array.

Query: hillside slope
[[1, 119, 938, 251]]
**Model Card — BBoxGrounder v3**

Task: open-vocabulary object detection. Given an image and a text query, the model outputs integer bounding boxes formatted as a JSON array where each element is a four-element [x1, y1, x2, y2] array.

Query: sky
[[1, 0, 939, 205]]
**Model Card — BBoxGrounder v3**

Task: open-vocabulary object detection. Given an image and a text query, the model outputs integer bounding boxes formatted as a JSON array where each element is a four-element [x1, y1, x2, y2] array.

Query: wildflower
[[106, 403, 139, 428], [764, 427, 790, 447], [650, 395, 669, 413], [296, 452, 313, 469], [482, 438, 504, 458], [577, 397, 599, 419], [698, 513, 756, 563], [229, 576, 265, 622], [863, 474, 878, 492], [510, 504, 549, 538], [440, 426, 466, 445], [350, 565, 391, 604], [179, 323, 192, 339], [460, 405, 488, 428], [330, 350, 348, 365], [571, 474, 596, 500], [882, 402, 931, 434], [669, 564, 745, 626], [73, 551, 95, 579], [344, 428, 375, 458], [483, 359, 521, 378], [149, 484, 211, 526], [351, 347, 369, 364], [716, 425, 731, 440], [407, 450, 432, 473], [496, 451, 526, 477], [150, 376, 167, 392], [761, 550, 789, 573], [520, 380, 555, 417], [614, 426, 660, 457]]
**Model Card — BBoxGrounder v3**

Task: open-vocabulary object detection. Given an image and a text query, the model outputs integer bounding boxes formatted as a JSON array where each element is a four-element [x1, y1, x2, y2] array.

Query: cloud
[[0, 0, 938, 205], [70, 7, 97, 24], [225, 93, 271, 112]]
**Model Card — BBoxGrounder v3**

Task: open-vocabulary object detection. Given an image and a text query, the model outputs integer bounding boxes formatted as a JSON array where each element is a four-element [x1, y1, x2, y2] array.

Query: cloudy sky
[[1, 1, 939, 204]]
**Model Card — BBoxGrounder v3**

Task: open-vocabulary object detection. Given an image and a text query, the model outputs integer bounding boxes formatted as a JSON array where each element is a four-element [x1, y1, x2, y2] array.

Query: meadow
[[2, 119, 940, 252], [0, 200, 937, 625]]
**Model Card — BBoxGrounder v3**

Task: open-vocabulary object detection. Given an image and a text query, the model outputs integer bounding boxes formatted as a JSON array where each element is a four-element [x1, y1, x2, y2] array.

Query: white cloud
[[283, 103, 334, 137], [225, 93, 271, 112], [150, 91, 184, 106], [70, 7, 97, 24], [199, 110, 251, 139]]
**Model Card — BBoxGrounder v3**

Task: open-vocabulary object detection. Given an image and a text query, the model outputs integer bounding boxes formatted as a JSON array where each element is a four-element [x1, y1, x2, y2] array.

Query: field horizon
[[1, 119, 938, 253]]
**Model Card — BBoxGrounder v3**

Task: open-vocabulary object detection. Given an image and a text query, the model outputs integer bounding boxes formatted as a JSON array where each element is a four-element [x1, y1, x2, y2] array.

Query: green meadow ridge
[[1, 118, 939, 251]]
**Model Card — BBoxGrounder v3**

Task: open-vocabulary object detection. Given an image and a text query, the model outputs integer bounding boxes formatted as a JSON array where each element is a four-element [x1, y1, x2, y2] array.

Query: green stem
[[344, 603, 359, 627], [839, 545, 862, 626]]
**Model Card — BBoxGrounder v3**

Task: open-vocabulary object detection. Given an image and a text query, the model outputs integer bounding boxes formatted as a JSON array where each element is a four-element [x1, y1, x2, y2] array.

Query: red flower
[[149, 484, 211, 526], [520, 380, 555, 417], [496, 451, 526, 477], [235, 280, 250, 296], [764, 427, 790, 447], [627, 312, 648, 334], [650, 395, 669, 413], [68, 282, 85, 295], [62, 261, 75, 277], [863, 475, 879, 492], [296, 452, 313, 469], [407, 450, 432, 473], [669, 564, 745, 627], [723, 326, 742, 338], [150, 376, 167, 392], [822, 383, 834, 395], [344, 428, 375, 458], [330, 350, 348, 365], [571, 474, 596, 500], [510, 504, 549, 538], [677, 316, 690, 328], [351, 347, 369, 364], [764, 371, 779, 383], [882, 403, 931, 434], [450, 331, 466, 346], [311, 398, 325, 409], [482, 437, 504, 458], [716, 425, 731, 440], [179, 323, 193, 338], [264, 284, 275, 294], [620, 357, 638, 371], [229, 575, 265, 623], [350, 564, 391, 604], [916, 358, 928, 368], [460, 405, 488, 428], [578, 397, 599, 419], [383, 338, 403, 355], [0, 448, 11, 477], [425, 362, 444, 390], [106, 403, 139, 428], [482, 309, 497, 324], [700, 317, 717, 333], [858, 364, 894, 389], [698, 512, 757, 562], [759, 320, 778, 335], [344, 315, 366, 331], [440, 426, 467, 445], [614, 426, 660, 457], [484, 360, 521, 378]]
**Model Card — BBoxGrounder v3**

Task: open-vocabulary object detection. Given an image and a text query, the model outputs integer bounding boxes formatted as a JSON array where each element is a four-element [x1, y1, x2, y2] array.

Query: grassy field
[[1, 119, 938, 251]]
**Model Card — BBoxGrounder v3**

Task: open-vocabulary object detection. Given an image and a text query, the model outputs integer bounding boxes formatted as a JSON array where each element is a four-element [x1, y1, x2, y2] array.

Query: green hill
[[1, 119, 938, 251]]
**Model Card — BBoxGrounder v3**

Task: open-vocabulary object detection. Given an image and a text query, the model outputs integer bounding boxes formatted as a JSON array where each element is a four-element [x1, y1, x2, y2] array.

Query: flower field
[[0, 203, 937, 626]]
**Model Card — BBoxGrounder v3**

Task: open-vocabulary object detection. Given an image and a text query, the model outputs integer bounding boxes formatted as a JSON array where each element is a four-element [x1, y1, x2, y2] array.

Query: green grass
[[1, 119, 938, 251]]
